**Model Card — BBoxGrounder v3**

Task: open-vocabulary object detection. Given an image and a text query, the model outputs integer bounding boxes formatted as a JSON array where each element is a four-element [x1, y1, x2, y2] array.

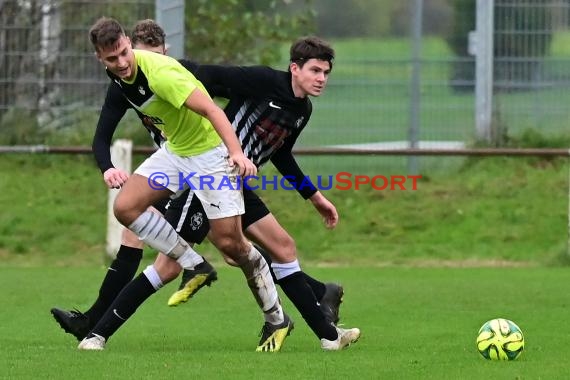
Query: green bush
[[185, 0, 315, 65]]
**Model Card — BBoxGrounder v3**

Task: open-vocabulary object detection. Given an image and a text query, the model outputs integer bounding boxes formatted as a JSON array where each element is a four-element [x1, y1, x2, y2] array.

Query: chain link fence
[[1, 0, 569, 155], [492, 0, 570, 142], [0, 0, 153, 142]]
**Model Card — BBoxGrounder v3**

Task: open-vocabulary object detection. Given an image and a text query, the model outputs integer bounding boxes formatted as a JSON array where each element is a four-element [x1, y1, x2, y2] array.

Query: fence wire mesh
[[0, 0, 569, 154]]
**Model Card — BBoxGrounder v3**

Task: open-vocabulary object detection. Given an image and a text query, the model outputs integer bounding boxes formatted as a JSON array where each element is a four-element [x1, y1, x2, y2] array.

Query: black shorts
[[151, 198, 171, 215], [165, 188, 270, 244]]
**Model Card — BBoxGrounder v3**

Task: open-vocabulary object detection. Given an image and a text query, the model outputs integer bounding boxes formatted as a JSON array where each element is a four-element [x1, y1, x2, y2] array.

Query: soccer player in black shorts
[[51, 19, 359, 351]]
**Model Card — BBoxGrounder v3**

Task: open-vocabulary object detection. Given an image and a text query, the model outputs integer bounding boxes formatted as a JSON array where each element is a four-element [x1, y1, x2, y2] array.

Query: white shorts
[[134, 143, 244, 219]]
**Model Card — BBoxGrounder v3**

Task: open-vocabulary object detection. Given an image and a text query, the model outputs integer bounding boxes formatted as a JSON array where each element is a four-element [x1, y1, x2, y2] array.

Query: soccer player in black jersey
[[51, 19, 359, 351]]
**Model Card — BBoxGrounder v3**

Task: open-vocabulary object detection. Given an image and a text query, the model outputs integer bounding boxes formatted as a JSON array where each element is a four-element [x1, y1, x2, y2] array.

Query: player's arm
[[270, 133, 339, 229], [194, 64, 272, 97], [179, 59, 231, 99], [183, 88, 256, 177], [92, 84, 131, 188], [150, 59, 256, 176]]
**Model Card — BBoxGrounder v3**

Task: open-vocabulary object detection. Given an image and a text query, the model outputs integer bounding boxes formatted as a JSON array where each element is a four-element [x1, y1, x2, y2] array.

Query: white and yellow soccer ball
[[476, 318, 524, 360]]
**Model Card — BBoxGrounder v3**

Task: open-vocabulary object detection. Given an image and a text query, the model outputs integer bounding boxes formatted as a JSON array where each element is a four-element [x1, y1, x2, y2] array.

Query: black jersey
[[194, 65, 317, 199], [93, 62, 318, 199]]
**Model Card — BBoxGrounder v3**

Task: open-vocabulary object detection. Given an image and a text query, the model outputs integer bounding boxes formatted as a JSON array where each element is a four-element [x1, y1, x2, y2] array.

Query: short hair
[[289, 36, 335, 70], [131, 19, 166, 47], [89, 17, 126, 52]]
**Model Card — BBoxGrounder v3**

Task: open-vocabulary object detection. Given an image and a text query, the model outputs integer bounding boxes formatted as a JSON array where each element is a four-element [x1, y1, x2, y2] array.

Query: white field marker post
[[106, 139, 132, 260]]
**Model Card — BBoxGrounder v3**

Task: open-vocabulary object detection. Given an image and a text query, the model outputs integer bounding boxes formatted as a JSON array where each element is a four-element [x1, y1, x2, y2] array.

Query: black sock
[[303, 274, 326, 301], [89, 272, 156, 340], [84, 245, 143, 327], [278, 272, 337, 341], [255, 244, 327, 300]]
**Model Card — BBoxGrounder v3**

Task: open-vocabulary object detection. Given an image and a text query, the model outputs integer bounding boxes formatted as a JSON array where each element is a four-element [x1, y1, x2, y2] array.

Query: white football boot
[[78, 334, 106, 350], [321, 326, 361, 350]]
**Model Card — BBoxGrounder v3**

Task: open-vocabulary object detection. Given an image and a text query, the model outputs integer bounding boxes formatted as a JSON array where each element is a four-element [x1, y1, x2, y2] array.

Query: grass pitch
[[1, 265, 569, 379]]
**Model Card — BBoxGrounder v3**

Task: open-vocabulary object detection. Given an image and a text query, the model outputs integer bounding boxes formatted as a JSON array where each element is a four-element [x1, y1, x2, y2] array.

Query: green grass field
[[2, 265, 570, 379], [1, 33, 570, 378], [0, 152, 569, 378], [1, 154, 568, 266]]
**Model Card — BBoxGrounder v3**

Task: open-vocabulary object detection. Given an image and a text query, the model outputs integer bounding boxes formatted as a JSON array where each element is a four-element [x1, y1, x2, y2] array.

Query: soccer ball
[[476, 318, 524, 360]]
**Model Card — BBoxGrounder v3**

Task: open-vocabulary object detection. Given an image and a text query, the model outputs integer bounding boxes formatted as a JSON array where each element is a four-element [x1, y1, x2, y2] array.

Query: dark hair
[[290, 36, 335, 70], [89, 17, 126, 51], [131, 19, 166, 47]]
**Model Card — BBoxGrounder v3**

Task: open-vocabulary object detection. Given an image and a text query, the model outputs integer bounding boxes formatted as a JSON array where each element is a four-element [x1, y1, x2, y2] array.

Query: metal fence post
[[475, 0, 494, 142], [156, 0, 185, 59], [408, 0, 423, 175]]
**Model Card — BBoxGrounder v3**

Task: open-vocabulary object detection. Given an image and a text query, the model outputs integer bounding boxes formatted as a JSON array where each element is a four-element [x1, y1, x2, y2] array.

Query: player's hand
[[103, 168, 129, 189], [228, 152, 257, 177], [309, 191, 339, 229]]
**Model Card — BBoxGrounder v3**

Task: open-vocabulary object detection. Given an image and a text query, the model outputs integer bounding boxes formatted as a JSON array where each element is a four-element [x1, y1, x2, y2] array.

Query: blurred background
[[1, 0, 569, 173]]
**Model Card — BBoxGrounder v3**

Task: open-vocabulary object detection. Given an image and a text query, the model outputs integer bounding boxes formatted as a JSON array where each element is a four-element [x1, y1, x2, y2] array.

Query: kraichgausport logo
[[146, 172, 422, 192]]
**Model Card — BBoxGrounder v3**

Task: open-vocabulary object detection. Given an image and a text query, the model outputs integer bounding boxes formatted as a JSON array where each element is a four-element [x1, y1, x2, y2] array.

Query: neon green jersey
[[107, 49, 221, 156]]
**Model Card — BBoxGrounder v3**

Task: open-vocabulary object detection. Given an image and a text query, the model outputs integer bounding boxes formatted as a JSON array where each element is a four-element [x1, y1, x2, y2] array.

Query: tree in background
[[185, 0, 315, 65], [314, 0, 396, 37], [1, 0, 314, 144], [0, 0, 46, 143], [0, 0, 155, 144]]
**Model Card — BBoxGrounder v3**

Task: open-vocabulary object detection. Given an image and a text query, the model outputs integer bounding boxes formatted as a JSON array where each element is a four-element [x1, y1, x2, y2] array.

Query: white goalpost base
[[106, 139, 132, 259]]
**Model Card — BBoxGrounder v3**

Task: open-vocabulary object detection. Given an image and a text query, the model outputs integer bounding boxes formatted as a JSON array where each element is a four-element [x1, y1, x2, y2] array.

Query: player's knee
[[113, 197, 132, 225], [121, 228, 144, 248], [272, 235, 297, 262], [281, 235, 296, 254], [213, 235, 248, 259], [113, 196, 143, 226]]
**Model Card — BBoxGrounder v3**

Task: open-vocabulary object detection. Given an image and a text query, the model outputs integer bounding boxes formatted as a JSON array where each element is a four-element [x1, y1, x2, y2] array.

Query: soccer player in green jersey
[[76, 17, 292, 351]]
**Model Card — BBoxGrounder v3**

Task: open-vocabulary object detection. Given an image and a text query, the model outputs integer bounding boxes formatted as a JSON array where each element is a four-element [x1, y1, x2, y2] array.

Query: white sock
[[271, 260, 301, 281], [264, 303, 285, 326], [143, 265, 163, 290], [128, 211, 188, 259], [176, 250, 204, 270], [237, 244, 284, 325]]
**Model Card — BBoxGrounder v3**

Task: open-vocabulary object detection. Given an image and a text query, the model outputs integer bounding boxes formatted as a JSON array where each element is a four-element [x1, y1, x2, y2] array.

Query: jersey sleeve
[[92, 84, 129, 173], [194, 65, 274, 98], [148, 60, 202, 108], [269, 103, 316, 199], [177, 59, 231, 99]]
